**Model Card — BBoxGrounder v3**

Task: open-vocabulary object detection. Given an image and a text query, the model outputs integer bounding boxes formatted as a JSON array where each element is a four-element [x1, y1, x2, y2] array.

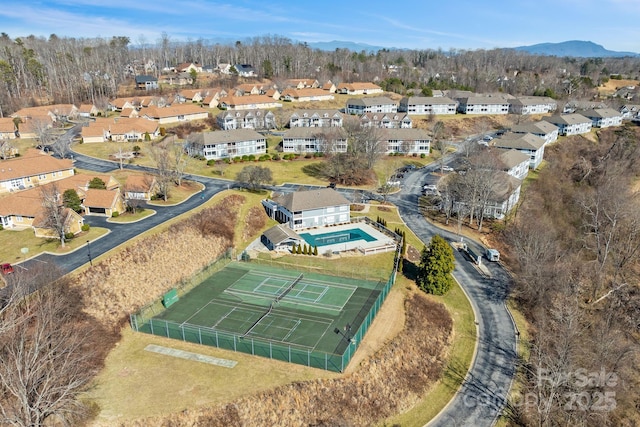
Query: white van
[[486, 249, 500, 262]]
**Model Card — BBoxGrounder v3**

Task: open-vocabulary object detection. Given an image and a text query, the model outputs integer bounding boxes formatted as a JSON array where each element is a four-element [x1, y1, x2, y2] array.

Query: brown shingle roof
[[84, 188, 119, 209], [0, 151, 73, 181]]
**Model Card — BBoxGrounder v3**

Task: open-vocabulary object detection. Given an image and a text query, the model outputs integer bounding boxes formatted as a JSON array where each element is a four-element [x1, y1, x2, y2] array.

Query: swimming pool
[[299, 227, 377, 247]]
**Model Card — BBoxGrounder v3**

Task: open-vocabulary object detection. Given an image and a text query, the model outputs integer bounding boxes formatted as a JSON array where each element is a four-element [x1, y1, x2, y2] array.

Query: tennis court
[[146, 262, 384, 356]]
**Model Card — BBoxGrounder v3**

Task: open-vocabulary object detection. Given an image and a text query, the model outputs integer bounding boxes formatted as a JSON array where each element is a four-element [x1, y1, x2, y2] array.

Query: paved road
[[16, 152, 237, 275], [13, 151, 517, 426], [389, 165, 517, 427]]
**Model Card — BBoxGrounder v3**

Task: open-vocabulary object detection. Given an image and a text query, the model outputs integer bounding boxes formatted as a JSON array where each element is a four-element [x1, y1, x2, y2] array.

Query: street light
[[86, 240, 93, 266]]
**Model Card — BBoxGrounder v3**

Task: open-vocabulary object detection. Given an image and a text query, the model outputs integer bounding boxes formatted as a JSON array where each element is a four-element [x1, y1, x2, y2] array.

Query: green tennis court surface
[[143, 262, 384, 358]]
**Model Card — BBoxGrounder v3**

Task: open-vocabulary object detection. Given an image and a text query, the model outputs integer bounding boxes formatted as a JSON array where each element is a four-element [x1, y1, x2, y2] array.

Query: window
[[10, 179, 22, 187]]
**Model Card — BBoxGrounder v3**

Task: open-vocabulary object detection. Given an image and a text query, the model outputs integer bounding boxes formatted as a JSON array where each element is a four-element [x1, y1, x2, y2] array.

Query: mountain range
[[307, 40, 639, 58], [512, 40, 639, 58]]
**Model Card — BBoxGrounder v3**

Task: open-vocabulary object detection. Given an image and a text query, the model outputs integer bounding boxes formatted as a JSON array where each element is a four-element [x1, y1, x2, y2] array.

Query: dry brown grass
[[118, 292, 452, 427], [598, 78, 639, 96], [72, 195, 242, 329]]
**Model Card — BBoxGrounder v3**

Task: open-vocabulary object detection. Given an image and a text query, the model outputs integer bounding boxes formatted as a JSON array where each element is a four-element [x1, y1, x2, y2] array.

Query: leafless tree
[[39, 183, 71, 247], [148, 141, 173, 202], [0, 267, 97, 427]]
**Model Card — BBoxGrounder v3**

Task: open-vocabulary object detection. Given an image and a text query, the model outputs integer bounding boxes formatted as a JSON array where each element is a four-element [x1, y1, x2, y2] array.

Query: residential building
[[620, 104, 640, 120], [261, 224, 305, 252], [496, 148, 530, 180], [262, 188, 351, 230], [509, 96, 557, 114], [360, 112, 412, 129], [580, 108, 623, 128], [234, 64, 256, 77], [449, 171, 522, 220], [0, 149, 74, 193], [135, 75, 158, 90], [283, 79, 319, 89], [457, 96, 510, 114], [282, 128, 347, 153], [218, 95, 283, 110], [141, 104, 209, 124], [398, 96, 457, 115], [563, 100, 608, 113], [280, 88, 335, 102], [108, 118, 161, 141], [83, 188, 125, 216], [510, 120, 559, 146], [174, 62, 202, 73], [186, 129, 267, 160], [124, 175, 157, 201], [346, 97, 397, 115], [381, 128, 431, 155], [491, 133, 546, 169], [216, 110, 276, 130], [336, 82, 383, 95], [289, 110, 343, 128], [233, 84, 264, 96], [544, 113, 592, 136], [322, 81, 337, 93], [0, 118, 18, 139], [78, 104, 99, 118], [12, 104, 78, 123]]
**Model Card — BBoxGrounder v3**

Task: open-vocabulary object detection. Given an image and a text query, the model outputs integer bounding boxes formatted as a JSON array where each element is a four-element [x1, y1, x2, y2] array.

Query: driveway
[[389, 166, 517, 427]]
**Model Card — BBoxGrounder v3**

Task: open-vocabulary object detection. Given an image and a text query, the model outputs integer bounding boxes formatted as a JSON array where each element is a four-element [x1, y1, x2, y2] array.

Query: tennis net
[[275, 273, 303, 303]]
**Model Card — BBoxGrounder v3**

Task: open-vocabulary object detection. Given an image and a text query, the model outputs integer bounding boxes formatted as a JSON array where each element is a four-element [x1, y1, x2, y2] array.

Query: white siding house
[[288, 110, 343, 128], [346, 97, 397, 115], [457, 96, 510, 114], [382, 128, 431, 155], [544, 114, 592, 136], [282, 128, 347, 153], [510, 121, 559, 146], [216, 110, 276, 130], [262, 188, 351, 230], [580, 108, 623, 128], [398, 96, 457, 115], [509, 96, 557, 114], [185, 129, 266, 160], [491, 133, 546, 169]]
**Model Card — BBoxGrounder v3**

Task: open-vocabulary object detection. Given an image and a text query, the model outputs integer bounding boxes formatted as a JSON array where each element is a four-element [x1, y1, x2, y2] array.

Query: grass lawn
[[383, 278, 476, 426], [0, 226, 109, 265], [147, 180, 203, 206], [108, 209, 155, 223]]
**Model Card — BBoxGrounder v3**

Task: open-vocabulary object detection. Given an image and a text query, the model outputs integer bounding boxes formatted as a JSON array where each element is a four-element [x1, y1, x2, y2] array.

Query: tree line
[[2, 32, 640, 116]]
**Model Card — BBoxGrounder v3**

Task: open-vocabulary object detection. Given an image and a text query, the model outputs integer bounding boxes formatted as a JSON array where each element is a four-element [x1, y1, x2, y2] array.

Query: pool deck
[[300, 222, 396, 254]]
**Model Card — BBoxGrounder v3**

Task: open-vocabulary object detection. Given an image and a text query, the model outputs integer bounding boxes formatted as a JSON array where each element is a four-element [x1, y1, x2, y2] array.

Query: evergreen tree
[[62, 188, 82, 213], [313, 245, 318, 256], [88, 177, 106, 189], [416, 235, 455, 295]]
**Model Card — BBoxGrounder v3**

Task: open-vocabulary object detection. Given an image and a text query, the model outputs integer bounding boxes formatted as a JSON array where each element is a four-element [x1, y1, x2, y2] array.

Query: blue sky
[[1, 0, 639, 52]]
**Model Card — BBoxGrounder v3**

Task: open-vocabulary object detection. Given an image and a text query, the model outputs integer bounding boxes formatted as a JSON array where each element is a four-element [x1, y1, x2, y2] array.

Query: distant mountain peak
[[306, 40, 388, 52], [513, 40, 639, 58]]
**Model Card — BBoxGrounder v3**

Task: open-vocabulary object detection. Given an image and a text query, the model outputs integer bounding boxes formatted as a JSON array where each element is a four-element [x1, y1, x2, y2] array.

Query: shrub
[[420, 153, 426, 158], [0, 225, 3, 231], [272, 154, 281, 161], [207, 159, 216, 166], [232, 157, 242, 163], [159, 127, 166, 136], [81, 224, 90, 232], [64, 232, 75, 240], [304, 153, 313, 159], [241, 155, 250, 162], [111, 211, 120, 218], [132, 145, 141, 153], [247, 154, 256, 161]]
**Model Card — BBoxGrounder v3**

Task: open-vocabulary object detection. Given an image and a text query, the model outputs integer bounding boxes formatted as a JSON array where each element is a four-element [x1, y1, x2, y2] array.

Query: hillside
[[513, 40, 639, 58]]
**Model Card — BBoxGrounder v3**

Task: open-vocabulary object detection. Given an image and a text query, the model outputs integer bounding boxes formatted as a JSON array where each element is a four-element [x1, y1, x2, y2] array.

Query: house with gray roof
[[282, 128, 347, 154], [185, 129, 266, 160], [543, 113, 592, 136], [496, 149, 530, 180], [346, 97, 397, 115], [216, 109, 276, 130], [510, 120, 559, 146], [135, 75, 158, 90], [509, 96, 557, 115], [579, 108, 623, 128], [398, 96, 457, 115], [457, 96, 510, 114], [381, 128, 431, 155], [262, 188, 351, 230], [288, 109, 343, 128], [491, 133, 546, 169], [261, 224, 304, 251], [360, 112, 412, 128]]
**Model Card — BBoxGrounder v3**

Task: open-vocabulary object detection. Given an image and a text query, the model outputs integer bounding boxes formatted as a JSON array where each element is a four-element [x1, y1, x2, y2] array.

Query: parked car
[[1, 263, 14, 275], [441, 166, 454, 172]]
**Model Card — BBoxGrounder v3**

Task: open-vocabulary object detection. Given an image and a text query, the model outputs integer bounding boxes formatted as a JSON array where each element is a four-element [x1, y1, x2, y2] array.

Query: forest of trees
[[2, 32, 640, 116], [501, 126, 640, 426]]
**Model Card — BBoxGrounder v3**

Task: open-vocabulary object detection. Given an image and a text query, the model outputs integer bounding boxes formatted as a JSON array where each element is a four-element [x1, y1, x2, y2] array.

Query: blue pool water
[[299, 227, 376, 247]]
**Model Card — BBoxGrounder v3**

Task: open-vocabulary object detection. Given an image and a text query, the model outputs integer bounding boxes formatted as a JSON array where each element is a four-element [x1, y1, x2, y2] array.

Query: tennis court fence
[[130, 238, 402, 372]]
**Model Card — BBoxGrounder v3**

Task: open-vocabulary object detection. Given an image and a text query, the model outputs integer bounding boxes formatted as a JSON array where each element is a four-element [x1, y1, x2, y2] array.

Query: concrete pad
[[144, 344, 237, 368]]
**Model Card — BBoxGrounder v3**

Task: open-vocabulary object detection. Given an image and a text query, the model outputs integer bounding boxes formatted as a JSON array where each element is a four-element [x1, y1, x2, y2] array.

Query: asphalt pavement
[[389, 165, 517, 427], [11, 151, 517, 426]]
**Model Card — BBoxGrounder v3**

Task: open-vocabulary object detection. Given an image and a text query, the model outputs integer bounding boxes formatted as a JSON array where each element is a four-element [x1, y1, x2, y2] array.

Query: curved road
[[16, 151, 517, 426], [390, 166, 517, 427]]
